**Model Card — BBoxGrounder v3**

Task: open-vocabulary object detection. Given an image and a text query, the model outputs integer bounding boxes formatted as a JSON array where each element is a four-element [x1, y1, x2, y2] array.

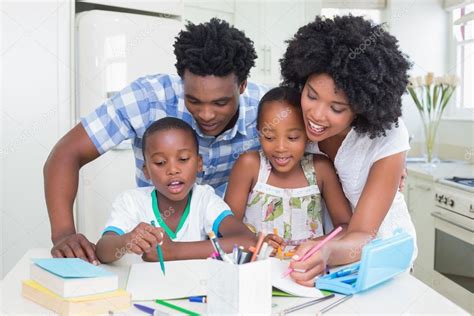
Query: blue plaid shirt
[[81, 74, 269, 196]]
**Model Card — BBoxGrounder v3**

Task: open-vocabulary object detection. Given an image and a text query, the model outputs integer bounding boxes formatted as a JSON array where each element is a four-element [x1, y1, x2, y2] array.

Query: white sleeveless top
[[243, 151, 324, 246], [307, 119, 417, 259]]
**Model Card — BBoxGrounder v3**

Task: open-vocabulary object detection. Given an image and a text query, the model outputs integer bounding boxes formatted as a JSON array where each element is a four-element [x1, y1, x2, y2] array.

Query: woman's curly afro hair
[[280, 15, 412, 138], [174, 18, 257, 83]]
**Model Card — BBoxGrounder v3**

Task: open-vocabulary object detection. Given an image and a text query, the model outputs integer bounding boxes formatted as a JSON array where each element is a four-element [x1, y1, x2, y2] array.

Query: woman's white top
[[307, 119, 417, 259]]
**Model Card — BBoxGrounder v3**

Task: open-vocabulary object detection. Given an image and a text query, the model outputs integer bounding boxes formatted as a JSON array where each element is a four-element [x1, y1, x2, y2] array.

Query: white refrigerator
[[75, 9, 182, 242]]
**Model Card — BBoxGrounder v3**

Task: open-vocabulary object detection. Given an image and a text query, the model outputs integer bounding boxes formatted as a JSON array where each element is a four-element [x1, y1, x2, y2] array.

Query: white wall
[[386, 0, 473, 159], [1, 0, 73, 277]]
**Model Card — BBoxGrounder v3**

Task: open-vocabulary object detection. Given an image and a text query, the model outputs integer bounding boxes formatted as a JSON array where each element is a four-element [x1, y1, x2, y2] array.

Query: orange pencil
[[250, 231, 266, 262]]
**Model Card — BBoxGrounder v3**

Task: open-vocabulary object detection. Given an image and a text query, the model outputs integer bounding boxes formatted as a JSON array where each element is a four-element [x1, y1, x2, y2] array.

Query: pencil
[[155, 299, 199, 316], [283, 226, 343, 277], [251, 231, 266, 262], [150, 221, 166, 275]]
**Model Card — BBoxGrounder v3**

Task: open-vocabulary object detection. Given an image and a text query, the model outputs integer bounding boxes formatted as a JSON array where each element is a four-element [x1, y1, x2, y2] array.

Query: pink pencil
[[282, 226, 343, 277]]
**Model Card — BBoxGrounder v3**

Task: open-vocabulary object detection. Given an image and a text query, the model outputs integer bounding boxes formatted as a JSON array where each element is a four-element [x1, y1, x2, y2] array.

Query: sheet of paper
[[270, 258, 324, 298], [32, 258, 113, 278], [126, 259, 208, 301]]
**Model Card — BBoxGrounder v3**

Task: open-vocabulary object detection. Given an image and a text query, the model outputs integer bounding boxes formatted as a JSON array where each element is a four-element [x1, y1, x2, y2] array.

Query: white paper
[[270, 258, 325, 298], [126, 259, 208, 300]]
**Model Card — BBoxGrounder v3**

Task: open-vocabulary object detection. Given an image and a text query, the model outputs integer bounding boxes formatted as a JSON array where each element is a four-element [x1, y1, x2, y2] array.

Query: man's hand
[[51, 233, 98, 265]]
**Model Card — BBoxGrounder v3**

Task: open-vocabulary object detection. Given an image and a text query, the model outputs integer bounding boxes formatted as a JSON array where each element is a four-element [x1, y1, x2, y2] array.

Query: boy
[[96, 118, 256, 263]]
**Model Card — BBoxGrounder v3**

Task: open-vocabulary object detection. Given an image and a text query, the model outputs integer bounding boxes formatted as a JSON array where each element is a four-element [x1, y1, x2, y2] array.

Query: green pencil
[[156, 299, 200, 315], [156, 245, 165, 275], [150, 220, 166, 275]]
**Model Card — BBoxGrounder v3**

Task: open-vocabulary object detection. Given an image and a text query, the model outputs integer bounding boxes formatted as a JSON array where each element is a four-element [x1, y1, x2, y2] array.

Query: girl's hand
[[289, 241, 330, 287], [123, 222, 164, 255], [264, 233, 287, 256]]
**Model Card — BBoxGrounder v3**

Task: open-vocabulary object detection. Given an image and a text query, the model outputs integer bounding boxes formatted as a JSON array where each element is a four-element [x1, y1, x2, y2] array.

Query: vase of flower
[[407, 72, 458, 163]]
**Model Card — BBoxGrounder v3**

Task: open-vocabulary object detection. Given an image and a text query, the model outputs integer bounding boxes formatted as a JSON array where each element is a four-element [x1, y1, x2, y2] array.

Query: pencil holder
[[206, 257, 272, 315]]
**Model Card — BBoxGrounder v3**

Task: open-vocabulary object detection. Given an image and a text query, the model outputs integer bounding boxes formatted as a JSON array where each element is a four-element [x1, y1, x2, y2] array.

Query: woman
[[280, 15, 417, 286]]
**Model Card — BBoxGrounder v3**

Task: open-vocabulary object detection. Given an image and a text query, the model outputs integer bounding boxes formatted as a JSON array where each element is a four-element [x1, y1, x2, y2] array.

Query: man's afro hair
[[280, 15, 412, 138], [174, 18, 257, 83]]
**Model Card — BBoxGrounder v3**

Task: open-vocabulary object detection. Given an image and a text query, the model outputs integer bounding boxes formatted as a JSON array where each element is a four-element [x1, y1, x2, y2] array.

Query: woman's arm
[[142, 216, 257, 261], [290, 152, 406, 286], [314, 155, 352, 228], [224, 152, 260, 220]]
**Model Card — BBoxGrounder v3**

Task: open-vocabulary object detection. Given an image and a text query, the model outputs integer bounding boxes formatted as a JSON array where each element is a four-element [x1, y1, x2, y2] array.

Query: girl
[[280, 15, 417, 286], [225, 87, 352, 251]]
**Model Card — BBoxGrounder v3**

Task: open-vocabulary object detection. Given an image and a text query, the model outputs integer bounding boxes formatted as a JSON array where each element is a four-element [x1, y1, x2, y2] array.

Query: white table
[[1, 249, 468, 315]]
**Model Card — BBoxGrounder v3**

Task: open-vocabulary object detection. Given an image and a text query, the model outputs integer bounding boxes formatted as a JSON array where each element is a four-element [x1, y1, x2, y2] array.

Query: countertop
[[407, 161, 474, 183], [1, 249, 468, 315]]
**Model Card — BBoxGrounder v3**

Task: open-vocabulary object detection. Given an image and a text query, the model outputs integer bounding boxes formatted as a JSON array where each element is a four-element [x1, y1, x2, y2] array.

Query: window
[[449, 3, 474, 119]]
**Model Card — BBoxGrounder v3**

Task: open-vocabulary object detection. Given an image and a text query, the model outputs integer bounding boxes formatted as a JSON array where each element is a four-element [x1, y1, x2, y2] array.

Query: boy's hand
[[141, 232, 173, 262], [51, 233, 98, 265], [123, 222, 164, 255], [264, 233, 286, 256]]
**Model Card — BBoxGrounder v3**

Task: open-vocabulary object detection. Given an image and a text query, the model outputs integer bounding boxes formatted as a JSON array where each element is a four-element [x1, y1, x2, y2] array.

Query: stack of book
[[22, 258, 130, 315]]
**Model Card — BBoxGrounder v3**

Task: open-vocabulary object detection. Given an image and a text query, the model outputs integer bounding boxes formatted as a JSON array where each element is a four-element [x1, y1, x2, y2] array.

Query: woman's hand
[[289, 241, 331, 287]]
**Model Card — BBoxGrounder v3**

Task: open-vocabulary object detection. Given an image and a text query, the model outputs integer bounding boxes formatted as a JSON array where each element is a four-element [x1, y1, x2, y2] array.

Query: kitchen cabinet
[[234, 0, 307, 86], [404, 172, 435, 287]]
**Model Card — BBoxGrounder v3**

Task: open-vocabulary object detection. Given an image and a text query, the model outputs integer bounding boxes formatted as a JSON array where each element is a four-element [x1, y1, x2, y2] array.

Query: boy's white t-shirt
[[103, 184, 233, 241]]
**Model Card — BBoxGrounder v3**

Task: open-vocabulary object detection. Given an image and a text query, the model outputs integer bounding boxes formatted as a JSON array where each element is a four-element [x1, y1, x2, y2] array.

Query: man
[[44, 18, 268, 263]]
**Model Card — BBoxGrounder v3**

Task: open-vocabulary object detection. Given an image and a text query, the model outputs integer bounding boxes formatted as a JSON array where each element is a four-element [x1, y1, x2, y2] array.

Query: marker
[[188, 296, 207, 303], [208, 231, 233, 264], [133, 303, 170, 316], [134, 303, 155, 314], [283, 226, 343, 277], [232, 244, 239, 264], [237, 246, 244, 264]]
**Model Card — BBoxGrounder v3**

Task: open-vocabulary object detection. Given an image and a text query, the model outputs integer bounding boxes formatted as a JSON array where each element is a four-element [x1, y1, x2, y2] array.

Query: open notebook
[[126, 258, 323, 300]]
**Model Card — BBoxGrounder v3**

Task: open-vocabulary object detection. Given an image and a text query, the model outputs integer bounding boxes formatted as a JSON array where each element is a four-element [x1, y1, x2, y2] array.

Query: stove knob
[[449, 199, 454, 207]]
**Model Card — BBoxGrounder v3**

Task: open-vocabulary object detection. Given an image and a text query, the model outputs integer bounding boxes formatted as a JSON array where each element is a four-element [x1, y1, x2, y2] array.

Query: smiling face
[[183, 70, 247, 137], [258, 100, 307, 174], [301, 73, 356, 141], [143, 128, 202, 203]]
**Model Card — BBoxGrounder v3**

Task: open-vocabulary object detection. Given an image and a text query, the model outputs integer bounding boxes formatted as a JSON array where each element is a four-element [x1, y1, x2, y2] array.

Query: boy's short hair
[[142, 117, 199, 158], [256, 86, 302, 131], [173, 18, 257, 83], [280, 15, 411, 138]]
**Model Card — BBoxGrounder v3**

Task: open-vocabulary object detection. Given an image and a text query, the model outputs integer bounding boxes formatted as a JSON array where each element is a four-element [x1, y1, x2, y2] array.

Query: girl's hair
[[256, 86, 302, 131], [280, 15, 412, 138]]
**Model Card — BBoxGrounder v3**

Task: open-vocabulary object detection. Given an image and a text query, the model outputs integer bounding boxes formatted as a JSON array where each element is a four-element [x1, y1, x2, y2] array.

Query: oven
[[432, 178, 474, 313]]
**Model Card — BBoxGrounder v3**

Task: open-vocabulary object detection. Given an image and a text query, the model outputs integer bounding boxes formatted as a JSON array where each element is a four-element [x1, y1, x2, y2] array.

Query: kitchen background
[[1, 0, 473, 312]]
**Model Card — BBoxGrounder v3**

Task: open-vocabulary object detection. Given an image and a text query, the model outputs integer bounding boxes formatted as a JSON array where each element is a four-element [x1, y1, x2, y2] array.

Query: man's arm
[[43, 123, 100, 263]]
